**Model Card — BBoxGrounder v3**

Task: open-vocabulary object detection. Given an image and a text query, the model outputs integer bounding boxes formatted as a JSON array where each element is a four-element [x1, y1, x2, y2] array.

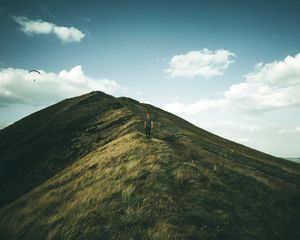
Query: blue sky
[[0, 0, 300, 157]]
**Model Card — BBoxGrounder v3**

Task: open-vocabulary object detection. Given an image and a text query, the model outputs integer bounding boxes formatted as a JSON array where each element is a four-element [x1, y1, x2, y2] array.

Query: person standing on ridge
[[144, 112, 154, 140]]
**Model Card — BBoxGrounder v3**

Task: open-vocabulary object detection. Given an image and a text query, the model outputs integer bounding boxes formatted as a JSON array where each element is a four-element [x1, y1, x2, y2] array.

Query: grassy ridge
[[0, 91, 299, 239], [0, 92, 130, 207]]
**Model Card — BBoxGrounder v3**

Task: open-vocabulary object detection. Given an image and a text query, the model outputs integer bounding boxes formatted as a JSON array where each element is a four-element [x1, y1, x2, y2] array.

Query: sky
[[0, 0, 300, 157]]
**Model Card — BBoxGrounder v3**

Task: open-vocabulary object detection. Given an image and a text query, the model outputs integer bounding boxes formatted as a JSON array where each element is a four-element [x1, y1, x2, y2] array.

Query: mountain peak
[[0, 92, 299, 240]]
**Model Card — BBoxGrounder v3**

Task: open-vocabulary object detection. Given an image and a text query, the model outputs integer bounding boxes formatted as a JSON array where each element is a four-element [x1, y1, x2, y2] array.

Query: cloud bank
[[165, 53, 300, 114], [0, 66, 121, 106], [164, 99, 226, 114], [225, 53, 300, 111], [165, 49, 235, 78], [13, 16, 85, 43]]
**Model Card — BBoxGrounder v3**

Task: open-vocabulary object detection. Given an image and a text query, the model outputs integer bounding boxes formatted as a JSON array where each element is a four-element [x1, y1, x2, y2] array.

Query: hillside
[[285, 158, 300, 164], [0, 91, 299, 240]]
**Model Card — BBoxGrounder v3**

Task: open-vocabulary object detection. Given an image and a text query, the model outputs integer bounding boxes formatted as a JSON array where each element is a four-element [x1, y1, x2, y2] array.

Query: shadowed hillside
[[0, 91, 299, 240]]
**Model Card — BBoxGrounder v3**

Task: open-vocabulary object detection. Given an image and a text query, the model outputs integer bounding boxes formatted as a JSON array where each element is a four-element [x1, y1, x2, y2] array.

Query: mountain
[[0, 91, 299, 240]]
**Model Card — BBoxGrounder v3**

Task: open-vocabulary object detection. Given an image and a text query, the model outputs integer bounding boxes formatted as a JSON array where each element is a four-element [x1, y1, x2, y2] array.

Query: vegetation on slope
[[0, 91, 299, 240]]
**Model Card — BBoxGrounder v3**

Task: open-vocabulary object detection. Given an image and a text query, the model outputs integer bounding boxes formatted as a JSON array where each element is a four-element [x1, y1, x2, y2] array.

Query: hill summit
[[0, 91, 299, 240]]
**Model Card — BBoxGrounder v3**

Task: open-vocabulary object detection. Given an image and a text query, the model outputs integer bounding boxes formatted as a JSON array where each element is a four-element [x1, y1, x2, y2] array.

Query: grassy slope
[[0, 91, 126, 207], [0, 92, 299, 240]]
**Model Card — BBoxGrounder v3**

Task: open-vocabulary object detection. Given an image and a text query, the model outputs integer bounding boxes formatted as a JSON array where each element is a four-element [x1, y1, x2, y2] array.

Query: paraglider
[[29, 70, 41, 74], [28, 69, 41, 81]]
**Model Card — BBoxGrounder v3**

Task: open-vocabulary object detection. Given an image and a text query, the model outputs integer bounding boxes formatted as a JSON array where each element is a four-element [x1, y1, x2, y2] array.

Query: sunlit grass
[[0, 92, 299, 239]]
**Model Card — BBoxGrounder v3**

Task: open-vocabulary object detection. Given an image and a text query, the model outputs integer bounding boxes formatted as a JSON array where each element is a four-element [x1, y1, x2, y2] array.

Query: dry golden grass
[[0, 91, 299, 240]]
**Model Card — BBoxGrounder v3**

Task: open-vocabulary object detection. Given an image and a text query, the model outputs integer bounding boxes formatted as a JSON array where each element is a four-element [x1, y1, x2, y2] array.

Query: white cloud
[[164, 48, 235, 78], [164, 99, 226, 114], [296, 127, 300, 133], [0, 66, 121, 106], [13, 16, 85, 43], [52, 26, 84, 43], [225, 53, 300, 111], [164, 53, 300, 114]]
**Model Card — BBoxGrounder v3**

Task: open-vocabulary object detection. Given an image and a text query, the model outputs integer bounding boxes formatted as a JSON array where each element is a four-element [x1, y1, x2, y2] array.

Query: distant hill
[[0, 91, 299, 240], [285, 158, 300, 163]]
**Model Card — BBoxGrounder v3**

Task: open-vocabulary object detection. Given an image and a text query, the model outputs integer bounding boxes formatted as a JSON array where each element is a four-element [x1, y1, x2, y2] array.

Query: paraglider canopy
[[29, 70, 41, 74]]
